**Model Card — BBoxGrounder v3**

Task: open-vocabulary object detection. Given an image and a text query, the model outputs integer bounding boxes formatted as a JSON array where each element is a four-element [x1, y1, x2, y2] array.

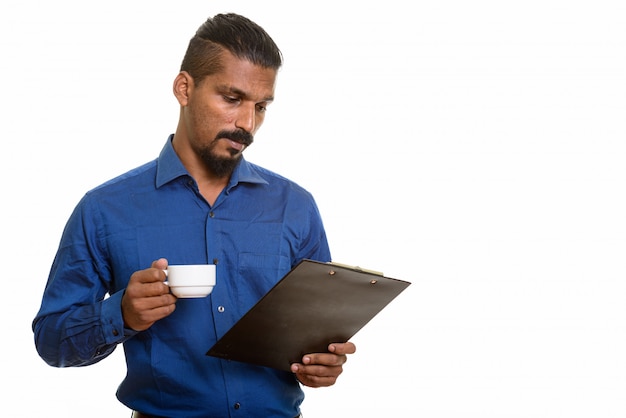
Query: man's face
[[183, 50, 277, 177]]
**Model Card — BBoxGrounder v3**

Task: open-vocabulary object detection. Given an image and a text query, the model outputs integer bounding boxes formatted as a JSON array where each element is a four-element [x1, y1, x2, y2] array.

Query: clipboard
[[206, 259, 411, 371]]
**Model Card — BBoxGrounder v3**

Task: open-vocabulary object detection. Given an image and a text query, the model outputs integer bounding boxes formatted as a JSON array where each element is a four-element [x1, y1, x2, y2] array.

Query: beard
[[198, 129, 254, 178], [199, 147, 241, 178]]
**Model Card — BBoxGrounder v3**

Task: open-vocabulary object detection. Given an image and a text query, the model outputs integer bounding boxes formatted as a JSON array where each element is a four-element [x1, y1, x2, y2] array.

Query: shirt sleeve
[[295, 193, 332, 264], [32, 194, 134, 367]]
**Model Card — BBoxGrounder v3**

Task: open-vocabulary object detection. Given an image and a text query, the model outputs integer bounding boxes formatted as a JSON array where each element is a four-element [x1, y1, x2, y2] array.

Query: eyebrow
[[221, 84, 274, 103]]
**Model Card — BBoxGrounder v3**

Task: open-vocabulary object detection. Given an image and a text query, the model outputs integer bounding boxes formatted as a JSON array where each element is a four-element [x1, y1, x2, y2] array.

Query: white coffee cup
[[164, 264, 216, 298]]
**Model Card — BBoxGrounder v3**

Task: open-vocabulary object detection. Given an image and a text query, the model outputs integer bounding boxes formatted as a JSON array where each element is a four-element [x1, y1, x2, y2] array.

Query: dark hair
[[180, 13, 283, 84]]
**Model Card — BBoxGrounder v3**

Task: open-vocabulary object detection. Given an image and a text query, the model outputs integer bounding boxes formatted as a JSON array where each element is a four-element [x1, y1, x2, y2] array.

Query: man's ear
[[173, 71, 193, 106]]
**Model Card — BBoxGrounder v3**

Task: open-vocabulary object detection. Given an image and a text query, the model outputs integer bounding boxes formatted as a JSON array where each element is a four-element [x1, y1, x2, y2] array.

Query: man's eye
[[223, 96, 240, 104], [256, 104, 267, 113]]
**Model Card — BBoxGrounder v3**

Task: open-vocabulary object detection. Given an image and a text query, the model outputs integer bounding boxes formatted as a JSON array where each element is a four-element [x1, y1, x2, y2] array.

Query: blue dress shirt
[[33, 135, 331, 418]]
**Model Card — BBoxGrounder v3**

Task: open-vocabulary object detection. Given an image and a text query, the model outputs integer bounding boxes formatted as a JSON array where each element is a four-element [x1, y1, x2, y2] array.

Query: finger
[[149, 281, 172, 297], [301, 352, 347, 367], [328, 341, 356, 355], [127, 274, 169, 298], [291, 363, 343, 388], [151, 258, 168, 270], [137, 294, 177, 313], [295, 362, 342, 376], [131, 262, 168, 285], [123, 294, 177, 331]]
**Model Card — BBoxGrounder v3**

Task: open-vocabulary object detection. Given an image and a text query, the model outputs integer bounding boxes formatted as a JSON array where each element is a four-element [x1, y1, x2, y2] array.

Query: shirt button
[[112, 329, 119, 337], [234, 403, 241, 410], [218, 306, 225, 313], [213, 258, 219, 264], [209, 211, 215, 218]]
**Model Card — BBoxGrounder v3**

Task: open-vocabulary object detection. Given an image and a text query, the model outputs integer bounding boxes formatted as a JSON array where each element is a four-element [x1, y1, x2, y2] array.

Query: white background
[[2, 1, 625, 417]]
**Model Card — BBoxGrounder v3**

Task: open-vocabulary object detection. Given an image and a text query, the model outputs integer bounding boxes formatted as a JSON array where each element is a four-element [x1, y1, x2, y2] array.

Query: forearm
[[33, 291, 132, 367]]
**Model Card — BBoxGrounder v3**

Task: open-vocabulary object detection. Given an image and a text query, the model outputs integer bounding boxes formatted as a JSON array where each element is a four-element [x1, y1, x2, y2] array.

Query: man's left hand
[[290, 342, 357, 388]]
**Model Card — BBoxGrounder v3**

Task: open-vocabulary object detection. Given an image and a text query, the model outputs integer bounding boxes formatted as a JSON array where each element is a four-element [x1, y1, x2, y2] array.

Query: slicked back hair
[[180, 13, 283, 85]]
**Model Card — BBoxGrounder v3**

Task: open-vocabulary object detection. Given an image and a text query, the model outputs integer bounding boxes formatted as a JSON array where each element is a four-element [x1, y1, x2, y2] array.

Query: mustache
[[216, 129, 254, 147]]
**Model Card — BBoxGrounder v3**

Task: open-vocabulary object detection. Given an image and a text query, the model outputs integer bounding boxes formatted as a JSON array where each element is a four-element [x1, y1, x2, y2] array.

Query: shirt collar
[[156, 134, 269, 189]]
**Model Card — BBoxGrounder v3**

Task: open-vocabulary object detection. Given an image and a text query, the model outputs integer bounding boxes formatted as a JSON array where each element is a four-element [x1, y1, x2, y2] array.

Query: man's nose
[[234, 104, 256, 133]]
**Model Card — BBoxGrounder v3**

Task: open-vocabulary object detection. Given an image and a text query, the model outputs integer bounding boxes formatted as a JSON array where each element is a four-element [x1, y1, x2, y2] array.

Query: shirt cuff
[[101, 290, 138, 344]]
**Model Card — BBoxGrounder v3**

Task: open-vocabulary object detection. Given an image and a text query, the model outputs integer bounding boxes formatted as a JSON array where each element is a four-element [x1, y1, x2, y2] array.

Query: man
[[33, 13, 355, 418]]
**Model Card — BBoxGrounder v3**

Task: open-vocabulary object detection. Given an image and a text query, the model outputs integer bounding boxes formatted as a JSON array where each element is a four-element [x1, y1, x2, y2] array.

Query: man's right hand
[[121, 258, 177, 331]]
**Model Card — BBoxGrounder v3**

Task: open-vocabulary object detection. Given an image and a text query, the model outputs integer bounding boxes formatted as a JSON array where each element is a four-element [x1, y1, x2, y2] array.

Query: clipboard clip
[[326, 261, 384, 276], [327, 267, 379, 285]]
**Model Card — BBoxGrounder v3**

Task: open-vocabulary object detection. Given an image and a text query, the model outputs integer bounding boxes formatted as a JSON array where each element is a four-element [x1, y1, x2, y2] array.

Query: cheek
[[189, 104, 221, 130], [207, 104, 237, 127], [186, 112, 215, 145]]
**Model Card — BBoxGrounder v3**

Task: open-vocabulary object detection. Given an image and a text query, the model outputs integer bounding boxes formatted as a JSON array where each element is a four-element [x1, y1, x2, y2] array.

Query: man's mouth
[[226, 139, 246, 152], [216, 129, 254, 153]]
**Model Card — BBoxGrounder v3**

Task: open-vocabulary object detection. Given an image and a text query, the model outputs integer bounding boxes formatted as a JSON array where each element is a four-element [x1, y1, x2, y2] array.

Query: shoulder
[[87, 159, 157, 197], [73, 160, 158, 213], [244, 161, 312, 197]]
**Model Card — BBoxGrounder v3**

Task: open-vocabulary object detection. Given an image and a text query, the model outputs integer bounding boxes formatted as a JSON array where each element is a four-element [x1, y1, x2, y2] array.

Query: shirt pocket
[[236, 252, 291, 310]]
